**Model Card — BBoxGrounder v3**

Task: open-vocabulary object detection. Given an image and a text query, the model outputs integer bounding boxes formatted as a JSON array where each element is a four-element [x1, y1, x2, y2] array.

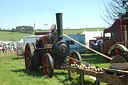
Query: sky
[[0, 0, 107, 30]]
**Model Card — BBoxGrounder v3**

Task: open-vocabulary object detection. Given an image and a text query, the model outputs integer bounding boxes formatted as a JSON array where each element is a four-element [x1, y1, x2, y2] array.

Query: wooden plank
[[81, 75, 85, 85], [97, 73, 128, 85], [83, 69, 98, 77], [66, 66, 98, 77], [110, 63, 128, 69], [66, 66, 128, 85], [103, 68, 128, 75], [66, 66, 84, 75]]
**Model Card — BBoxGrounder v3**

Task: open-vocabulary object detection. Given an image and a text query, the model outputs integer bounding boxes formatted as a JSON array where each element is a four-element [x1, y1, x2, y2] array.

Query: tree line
[[0, 26, 34, 34]]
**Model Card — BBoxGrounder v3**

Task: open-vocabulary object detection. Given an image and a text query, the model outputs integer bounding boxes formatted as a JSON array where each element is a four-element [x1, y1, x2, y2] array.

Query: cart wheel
[[42, 53, 54, 78], [25, 43, 35, 70], [70, 51, 82, 65]]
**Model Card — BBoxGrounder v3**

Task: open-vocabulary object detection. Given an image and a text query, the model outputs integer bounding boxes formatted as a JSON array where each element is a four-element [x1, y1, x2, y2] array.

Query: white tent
[[18, 39, 24, 43], [82, 29, 103, 46]]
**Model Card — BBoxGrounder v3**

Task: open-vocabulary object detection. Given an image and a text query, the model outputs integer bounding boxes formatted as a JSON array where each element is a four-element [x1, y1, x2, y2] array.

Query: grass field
[[0, 28, 107, 85], [0, 28, 105, 41], [0, 53, 109, 85], [36, 28, 105, 34], [0, 51, 16, 61], [0, 31, 33, 41]]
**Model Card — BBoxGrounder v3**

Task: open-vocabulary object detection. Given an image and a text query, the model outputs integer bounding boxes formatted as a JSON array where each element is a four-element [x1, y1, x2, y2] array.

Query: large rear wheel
[[25, 43, 35, 70], [42, 53, 54, 78]]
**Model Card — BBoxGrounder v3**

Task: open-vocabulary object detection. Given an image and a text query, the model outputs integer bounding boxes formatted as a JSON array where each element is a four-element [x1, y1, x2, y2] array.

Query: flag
[[34, 22, 35, 28], [34, 22, 36, 31], [50, 24, 55, 30]]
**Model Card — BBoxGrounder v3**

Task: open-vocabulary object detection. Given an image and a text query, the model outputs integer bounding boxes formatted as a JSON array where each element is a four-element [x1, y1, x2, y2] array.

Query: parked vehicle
[[23, 35, 44, 51], [102, 19, 128, 61], [89, 19, 128, 61], [63, 34, 86, 53]]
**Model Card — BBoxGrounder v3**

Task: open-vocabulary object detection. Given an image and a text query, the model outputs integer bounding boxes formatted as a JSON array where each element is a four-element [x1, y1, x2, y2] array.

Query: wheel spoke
[[46, 67, 49, 75], [27, 50, 30, 54], [45, 58, 50, 75], [42, 56, 48, 75], [46, 59, 49, 68]]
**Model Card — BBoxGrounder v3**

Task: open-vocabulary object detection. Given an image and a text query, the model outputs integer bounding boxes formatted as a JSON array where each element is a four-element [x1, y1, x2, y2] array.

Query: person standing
[[2, 45, 6, 53]]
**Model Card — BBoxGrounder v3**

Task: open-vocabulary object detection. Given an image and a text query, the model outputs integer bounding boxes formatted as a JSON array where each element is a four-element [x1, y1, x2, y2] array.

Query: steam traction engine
[[24, 13, 82, 78]]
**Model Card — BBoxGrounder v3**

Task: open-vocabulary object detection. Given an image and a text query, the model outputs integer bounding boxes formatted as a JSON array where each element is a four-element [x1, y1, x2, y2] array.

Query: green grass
[[63, 29, 84, 34], [0, 51, 16, 61], [0, 28, 105, 41], [63, 28, 105, 34], [0, 53, 109, 85], [36, 28, 105, 34], [0, 31, 33, 41], [0, 28, 107, 85], [81, 54, 109, 68]]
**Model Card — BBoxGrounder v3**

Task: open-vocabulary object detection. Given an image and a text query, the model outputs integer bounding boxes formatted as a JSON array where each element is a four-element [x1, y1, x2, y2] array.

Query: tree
[[15, 26, 34, 33], [101, 0, 128, 26], [11, 28, 15, 32], [3, 28, 6, 30]]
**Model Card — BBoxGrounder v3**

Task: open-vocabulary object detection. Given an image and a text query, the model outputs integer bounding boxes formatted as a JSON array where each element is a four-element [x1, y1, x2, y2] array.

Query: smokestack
[[56, 13, 63, 41]]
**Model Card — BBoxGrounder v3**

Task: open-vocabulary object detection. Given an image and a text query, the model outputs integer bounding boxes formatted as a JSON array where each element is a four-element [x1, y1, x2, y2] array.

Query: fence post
[[17, 46, 19, 60]]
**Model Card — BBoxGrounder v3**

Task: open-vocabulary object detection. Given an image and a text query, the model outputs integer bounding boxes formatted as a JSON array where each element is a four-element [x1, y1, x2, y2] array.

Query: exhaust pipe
[[56, 13, 63, 41]]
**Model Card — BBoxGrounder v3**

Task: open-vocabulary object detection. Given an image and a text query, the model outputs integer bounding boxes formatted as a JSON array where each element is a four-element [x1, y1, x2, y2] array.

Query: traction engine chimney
[[56, 13, 63, 41]]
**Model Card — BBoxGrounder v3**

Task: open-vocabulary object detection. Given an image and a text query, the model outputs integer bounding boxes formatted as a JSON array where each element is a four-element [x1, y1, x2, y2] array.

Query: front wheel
[[108, 44, 128, 61], [42, 53, 54, 78]]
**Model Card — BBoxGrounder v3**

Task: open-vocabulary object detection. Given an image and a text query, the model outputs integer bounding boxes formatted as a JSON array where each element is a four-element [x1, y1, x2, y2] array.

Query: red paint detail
[[34, 22, 35, 28], [70, 52, 78, 64], [114, 48, 122, 55], [55, 65, 61, 69], [50, 24, 55, 30], [43, 36, 50, 44]]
